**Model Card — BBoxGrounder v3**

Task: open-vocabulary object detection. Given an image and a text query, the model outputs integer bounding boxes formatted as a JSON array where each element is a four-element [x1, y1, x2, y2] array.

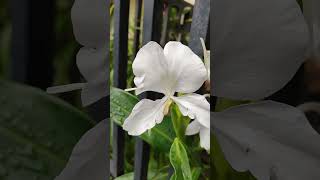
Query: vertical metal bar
[[188, 0, 210, 56], [111, 0, 130, 177], [134, 137, 151, 180], [134, 1, 163, 180], [10, 0, 54, 89], [133, 0, 143, 56]]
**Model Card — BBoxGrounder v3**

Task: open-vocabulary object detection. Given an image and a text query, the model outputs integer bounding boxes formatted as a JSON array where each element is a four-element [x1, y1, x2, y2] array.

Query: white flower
[[123, 41, 210, 150]]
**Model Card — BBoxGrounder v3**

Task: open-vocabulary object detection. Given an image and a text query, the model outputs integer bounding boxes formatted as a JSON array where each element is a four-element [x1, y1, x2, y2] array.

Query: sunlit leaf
[[169, 138, 192, 180]]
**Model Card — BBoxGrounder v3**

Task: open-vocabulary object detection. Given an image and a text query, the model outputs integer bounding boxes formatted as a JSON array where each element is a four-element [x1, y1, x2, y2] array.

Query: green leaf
[[114, 172, 134, 180], [191, 167, 201, 180], [170, 104, 190, 141], [115, 170, 167, 180], [110, 87, 175, 152], [169, 138, 192, 180], [0, 80, 93, 179]]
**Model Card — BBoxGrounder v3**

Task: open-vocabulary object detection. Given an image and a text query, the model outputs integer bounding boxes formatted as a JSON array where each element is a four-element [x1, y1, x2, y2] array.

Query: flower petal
[[71, 0, 107, 47], [212, 101, 320, 180], [212, 0, 309, 100], [200, 126, 210, 151], [123, 96, 168, 135], [172, 93, 210, 128], [55, 120, 107, 180], [132, 42, 169, 95], [185, 120, 201, 135], [164, 42, 207, 93]]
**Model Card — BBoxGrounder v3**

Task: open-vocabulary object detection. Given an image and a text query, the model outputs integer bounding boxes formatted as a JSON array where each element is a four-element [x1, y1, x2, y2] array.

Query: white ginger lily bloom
[[123, 41, 210, 150]]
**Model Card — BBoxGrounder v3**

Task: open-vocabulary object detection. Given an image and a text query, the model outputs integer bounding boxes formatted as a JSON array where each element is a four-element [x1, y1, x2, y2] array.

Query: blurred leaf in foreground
[[0, 80, 93, 179]]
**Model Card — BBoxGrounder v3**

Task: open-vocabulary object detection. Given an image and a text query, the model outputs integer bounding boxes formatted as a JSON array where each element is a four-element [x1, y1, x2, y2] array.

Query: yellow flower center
[[163, 98, 173, 115]]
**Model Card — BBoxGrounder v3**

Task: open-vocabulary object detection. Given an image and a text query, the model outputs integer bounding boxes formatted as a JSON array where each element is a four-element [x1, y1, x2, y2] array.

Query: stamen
[[200, 38, 207, 54], [46, 83, 85, 94], [124, 87, 138, 92], [163, 99, 173, 115]]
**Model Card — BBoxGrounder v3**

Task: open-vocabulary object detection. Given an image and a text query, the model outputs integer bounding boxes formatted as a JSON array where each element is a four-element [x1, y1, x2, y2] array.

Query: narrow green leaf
[[114, 170, 167, 180], [110, 87, 175, 152], [169, 138, 192, 180], [170, 104, 190, 141], [191, 167, 201, 180]]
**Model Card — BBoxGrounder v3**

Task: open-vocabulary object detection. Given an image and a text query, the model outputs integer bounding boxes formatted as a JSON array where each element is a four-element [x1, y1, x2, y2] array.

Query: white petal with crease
[[123, 97, 168, 135], [172, 93, 210, 128], [199, 127, 210, 151], [132, 42, 169, 95], [164, 42, 207, 93], [186, 120, 201, 135], [212, 101, 320, 180]]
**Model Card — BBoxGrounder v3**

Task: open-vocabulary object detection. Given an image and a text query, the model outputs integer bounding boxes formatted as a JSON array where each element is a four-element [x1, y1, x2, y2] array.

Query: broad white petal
[[212, 101, 320, 180], [71, 0, 107, 47], [304, 0, 320, 59], [55, 120, 107, 180], [123, 97, 168, 136], [199, 126, 210, 151], [185, 120, 201, 135], [164, 42, 207, 93], [76, 47, 108, 82], [212, 0, 309, 100], [132, 42, 169, 95], [172, 93, 210, 128]]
